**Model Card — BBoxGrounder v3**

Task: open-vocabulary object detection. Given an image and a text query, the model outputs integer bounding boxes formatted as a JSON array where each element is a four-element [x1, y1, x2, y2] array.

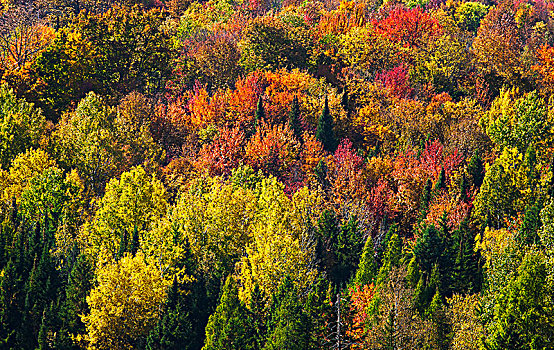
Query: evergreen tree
[[64, 254, 94, 335], [518, 203, 542, 246], [288, 96, 302, 140], [254, 96, 265, 132], [354, 235, 377, 286], [467, 154, 484, 188], [0, 259, 23, 348], [451, 219, 482, 294], [263, 277, 312, 350], [316, 209, 339, 280], [130, 224, 139, 256], [147, 277, 195, 350], [315, 96, 337, 153], [203, 276, 255, 350], [117, 229, 128, 260], [434, 167, 446, 192]]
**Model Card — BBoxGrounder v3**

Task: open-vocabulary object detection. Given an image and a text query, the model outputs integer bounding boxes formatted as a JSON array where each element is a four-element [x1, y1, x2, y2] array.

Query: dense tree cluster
[[1, 0, 554, 348]]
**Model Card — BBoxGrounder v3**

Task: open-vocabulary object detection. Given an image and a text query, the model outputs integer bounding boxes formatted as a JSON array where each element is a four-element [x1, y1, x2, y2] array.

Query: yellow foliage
[[85, 166, 168, 259], [83, 252, 170, 350], [237, 178, 321, 304], [447, 294, 484, 350], [0, 148, 55, 203]]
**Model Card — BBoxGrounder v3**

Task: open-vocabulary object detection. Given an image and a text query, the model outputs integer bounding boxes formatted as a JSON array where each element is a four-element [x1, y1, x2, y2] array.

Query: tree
[[316, 96, 337, 153], [0, 84, 45, 169], [146, 277, 197, 350], [484, 252, 554, 349], [264, 277, 312, 350], [85, 166, 168, 259], [203, 276, 255, 350], [30, 5, 174, 119], [288, 96, 302, 140], [83, 252, 170, 350], [53, 92, 120, 194], [354, 235, 377, 286]]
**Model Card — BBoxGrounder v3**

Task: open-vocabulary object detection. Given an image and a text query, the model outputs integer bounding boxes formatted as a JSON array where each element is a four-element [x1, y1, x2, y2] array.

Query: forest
[[0, 0, 553, 348]]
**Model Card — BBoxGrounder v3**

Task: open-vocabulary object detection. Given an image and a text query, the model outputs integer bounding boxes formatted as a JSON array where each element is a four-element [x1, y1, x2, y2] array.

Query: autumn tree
[[83, 252, 170, 350]]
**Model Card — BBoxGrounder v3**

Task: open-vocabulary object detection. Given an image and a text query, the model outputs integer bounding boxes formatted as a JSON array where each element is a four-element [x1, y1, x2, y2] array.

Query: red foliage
[[376, 64, 413, 98], [328, 139, 368, 203], [373, 7, 441, 48], [194, 126, 246, 176]]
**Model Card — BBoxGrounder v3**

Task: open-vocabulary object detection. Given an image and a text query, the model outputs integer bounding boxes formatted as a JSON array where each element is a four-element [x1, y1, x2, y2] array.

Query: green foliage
[[263, 277, 312, 350], [455, 2, 489, 33], [354, 235, 377, 286], [481, 90, 551, 153], [0, 84, 45, 170], [203, 276, 256, 350], [315, 96, 337, 153]]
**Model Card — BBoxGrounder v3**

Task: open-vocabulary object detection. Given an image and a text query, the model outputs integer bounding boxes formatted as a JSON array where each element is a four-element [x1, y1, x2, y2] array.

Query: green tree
[[203, 276, 256, 350], [85, 166, 168, 259], [354, 235, 377, 286], [0, 84, 45, 169], [316, 96, 337, 153], [263, 277, 312, 350], [288, 96, 302, 140]]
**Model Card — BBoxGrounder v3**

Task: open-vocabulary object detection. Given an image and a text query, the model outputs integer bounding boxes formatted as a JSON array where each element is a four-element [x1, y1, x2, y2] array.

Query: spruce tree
[[65, 254, 94, 333], [434, 167, 446, 192], [254, 96, 265, 132], [147, 277, 195, 350], [264, 277, 311, 350], [288, 96, 302, 140], [467, 154, 484, 188], [354, 235, 377, 286], [203, 276, 255, 350], [315, 96, 337, 153], [130, 225, 139, 256]]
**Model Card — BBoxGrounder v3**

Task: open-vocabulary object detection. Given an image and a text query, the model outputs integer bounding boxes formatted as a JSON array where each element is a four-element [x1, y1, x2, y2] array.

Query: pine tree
[[147, 277, 195, 350], [264, 277, 311, 350], [130, 225, 139, 256], [467, 154, 484, 188], [518, 203, 542, 246], [254, 96, 265, 132], [354, 235, 377, 286], [434, 167, 446, 192], [315, 96, 337, 153], [64, 254, 94, 333], [0, 259, 23, 348], [288, 96, 302, 140], [316, 209, 339, 280], [203, 276, 255, 350]]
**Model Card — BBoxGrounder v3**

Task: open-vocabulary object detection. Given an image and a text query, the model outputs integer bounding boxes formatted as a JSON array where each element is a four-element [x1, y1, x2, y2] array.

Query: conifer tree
[[315, 96, 337, 153], [147, 277, 195, 350], [288, 96, 302, 140], [354, 235, 377, 286], [65, 254, 94, 334], [467, 154, 484, 188], [264, 277, 311, 350], [203, 276, 255, 350], [254, 96, 265, 131], [434, 167, 446, 192]]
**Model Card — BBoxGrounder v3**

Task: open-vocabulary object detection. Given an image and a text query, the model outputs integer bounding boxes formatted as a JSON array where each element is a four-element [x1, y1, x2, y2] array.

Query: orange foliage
[[317, 0, 368, 37], [194, 126, 246, 176], [245, 122, 300, 178], [347, 283, 376, 348], [534, 45, 554, 94]]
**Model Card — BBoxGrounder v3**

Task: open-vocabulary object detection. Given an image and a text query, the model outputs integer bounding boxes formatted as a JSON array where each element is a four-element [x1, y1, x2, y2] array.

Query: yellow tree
[[85, 166, 168, 259], [237, 178, 322, 304], [82, 252, 170, 350], [172, 176, 256, 280]]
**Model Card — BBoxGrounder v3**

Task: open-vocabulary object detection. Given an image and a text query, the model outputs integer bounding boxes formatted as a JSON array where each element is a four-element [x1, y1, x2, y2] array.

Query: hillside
[[0, 0, 554, 348]]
